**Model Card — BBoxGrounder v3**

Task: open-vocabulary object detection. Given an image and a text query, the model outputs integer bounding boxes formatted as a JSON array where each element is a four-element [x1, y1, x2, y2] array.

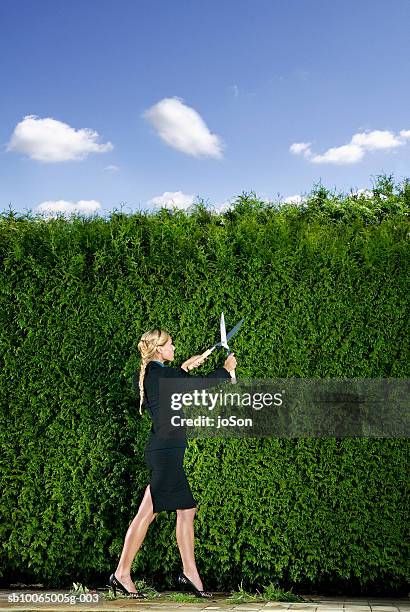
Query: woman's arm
[[159, 362, 231, 393], [181, 354, 204, 372]]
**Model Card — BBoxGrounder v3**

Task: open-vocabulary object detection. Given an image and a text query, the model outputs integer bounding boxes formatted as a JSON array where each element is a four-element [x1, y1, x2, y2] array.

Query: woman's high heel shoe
[[177, 572, 212, 598], [109, 573, 147, 599]]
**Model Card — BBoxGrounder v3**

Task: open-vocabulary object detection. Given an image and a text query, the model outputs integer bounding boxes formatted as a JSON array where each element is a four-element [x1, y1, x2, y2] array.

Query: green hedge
[[0, 175, 409, 593]]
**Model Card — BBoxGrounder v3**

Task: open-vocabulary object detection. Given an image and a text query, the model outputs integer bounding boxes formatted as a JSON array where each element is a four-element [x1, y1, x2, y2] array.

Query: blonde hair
[[137, 328, 170, 415]]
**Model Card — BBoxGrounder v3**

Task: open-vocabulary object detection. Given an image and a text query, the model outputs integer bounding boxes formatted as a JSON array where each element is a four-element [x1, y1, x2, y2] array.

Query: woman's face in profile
[[159, 336, 175, 362]]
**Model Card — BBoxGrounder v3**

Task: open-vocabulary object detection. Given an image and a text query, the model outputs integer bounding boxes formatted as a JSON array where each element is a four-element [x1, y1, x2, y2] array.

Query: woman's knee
[[136, 486, 157, 521], [176, 506, 197, 520], [135, 507, 157, 524]]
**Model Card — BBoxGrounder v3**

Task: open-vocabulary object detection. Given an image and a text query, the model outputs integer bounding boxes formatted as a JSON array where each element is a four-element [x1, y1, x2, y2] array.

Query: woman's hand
[[223, 353, 237, 373], [181, 354, 206, 372]]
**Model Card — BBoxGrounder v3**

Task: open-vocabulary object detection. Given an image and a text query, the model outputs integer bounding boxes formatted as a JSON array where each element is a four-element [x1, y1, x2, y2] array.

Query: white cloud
[[104, 164, 120, 172], [148, 191, 195, 210], [289, 142, 312, 157], [283, 194, 305, 205], [36, 199, 101, 218], [311, 143, 364, 164], [350, 130, 403, 150], [350, 188, 373, 199], [212, 198, 235, 212], [290, 128, 410, 165], [7, 115, 113, 162], [143, 97, 223, 158]]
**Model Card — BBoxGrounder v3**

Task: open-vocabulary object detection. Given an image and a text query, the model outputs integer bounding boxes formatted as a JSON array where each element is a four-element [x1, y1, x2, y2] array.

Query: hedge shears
[[199, 312, 244, 383]]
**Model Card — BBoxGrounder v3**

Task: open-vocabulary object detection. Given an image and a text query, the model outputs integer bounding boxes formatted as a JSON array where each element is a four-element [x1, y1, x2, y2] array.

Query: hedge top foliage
[[1, 173, 409, 228]]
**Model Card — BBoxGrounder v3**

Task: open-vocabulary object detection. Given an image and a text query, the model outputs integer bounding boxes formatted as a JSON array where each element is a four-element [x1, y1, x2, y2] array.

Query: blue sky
[[1, 0, 409, 217]]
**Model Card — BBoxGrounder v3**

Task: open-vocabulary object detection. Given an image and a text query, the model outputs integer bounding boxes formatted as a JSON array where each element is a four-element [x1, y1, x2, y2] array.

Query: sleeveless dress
[[137, 360, 231, 513]]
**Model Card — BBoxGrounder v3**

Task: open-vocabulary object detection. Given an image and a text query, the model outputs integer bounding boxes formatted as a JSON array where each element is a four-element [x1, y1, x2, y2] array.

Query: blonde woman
[[109, 328, 236, 599]]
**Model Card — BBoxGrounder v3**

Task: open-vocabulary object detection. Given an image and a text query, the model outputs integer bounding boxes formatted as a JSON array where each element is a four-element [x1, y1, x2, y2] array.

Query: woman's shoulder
[[145, 361, 186, 377], [146, 360, 162, 369], [146, 360, 171, 371]]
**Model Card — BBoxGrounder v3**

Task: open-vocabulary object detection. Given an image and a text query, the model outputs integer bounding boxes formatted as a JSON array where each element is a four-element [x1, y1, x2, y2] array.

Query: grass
[[69, 582, 91, 595], [166, 592, 200, 602], [226, 579, 307, 603], [74, 577, 309, 604], [103, 587, 202, 602], [102, 579, 199, 602]]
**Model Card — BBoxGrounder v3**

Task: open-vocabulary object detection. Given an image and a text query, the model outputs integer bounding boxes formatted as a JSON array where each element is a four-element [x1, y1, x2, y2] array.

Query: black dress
[[136, 360, 231, 513]]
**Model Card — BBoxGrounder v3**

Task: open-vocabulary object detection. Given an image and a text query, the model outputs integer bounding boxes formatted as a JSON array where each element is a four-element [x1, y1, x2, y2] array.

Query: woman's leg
[[175, 506, 204, 591], [115, 484, 158, 592]]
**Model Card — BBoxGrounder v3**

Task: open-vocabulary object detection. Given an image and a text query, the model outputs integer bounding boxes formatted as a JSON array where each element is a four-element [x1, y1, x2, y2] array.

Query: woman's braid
[[137, 329, 169, 415]]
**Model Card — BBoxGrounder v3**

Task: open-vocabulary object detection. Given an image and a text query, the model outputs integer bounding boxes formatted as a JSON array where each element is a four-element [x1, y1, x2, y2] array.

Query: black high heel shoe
[[177, 572, 212, 598], [109, 573, 147, 599]]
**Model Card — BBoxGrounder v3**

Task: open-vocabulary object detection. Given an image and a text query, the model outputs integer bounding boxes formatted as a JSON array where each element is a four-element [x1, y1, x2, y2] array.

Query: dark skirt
[[144, 447, 197, 513]]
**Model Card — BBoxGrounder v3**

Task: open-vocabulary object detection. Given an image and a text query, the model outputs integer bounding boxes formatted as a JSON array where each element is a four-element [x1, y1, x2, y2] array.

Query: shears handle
[[200, 347, 215, 361]]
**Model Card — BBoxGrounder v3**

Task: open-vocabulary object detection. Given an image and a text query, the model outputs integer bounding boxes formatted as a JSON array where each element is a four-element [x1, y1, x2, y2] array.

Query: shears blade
[[220, 311, 230, 352], [215, 316, 244, 349], [201, 314, 244, 362], [226, 317, 244, 343]]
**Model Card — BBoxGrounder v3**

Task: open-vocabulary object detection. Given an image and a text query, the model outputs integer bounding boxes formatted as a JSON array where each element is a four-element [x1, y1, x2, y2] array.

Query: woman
[[109, 328, 237, 599]]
